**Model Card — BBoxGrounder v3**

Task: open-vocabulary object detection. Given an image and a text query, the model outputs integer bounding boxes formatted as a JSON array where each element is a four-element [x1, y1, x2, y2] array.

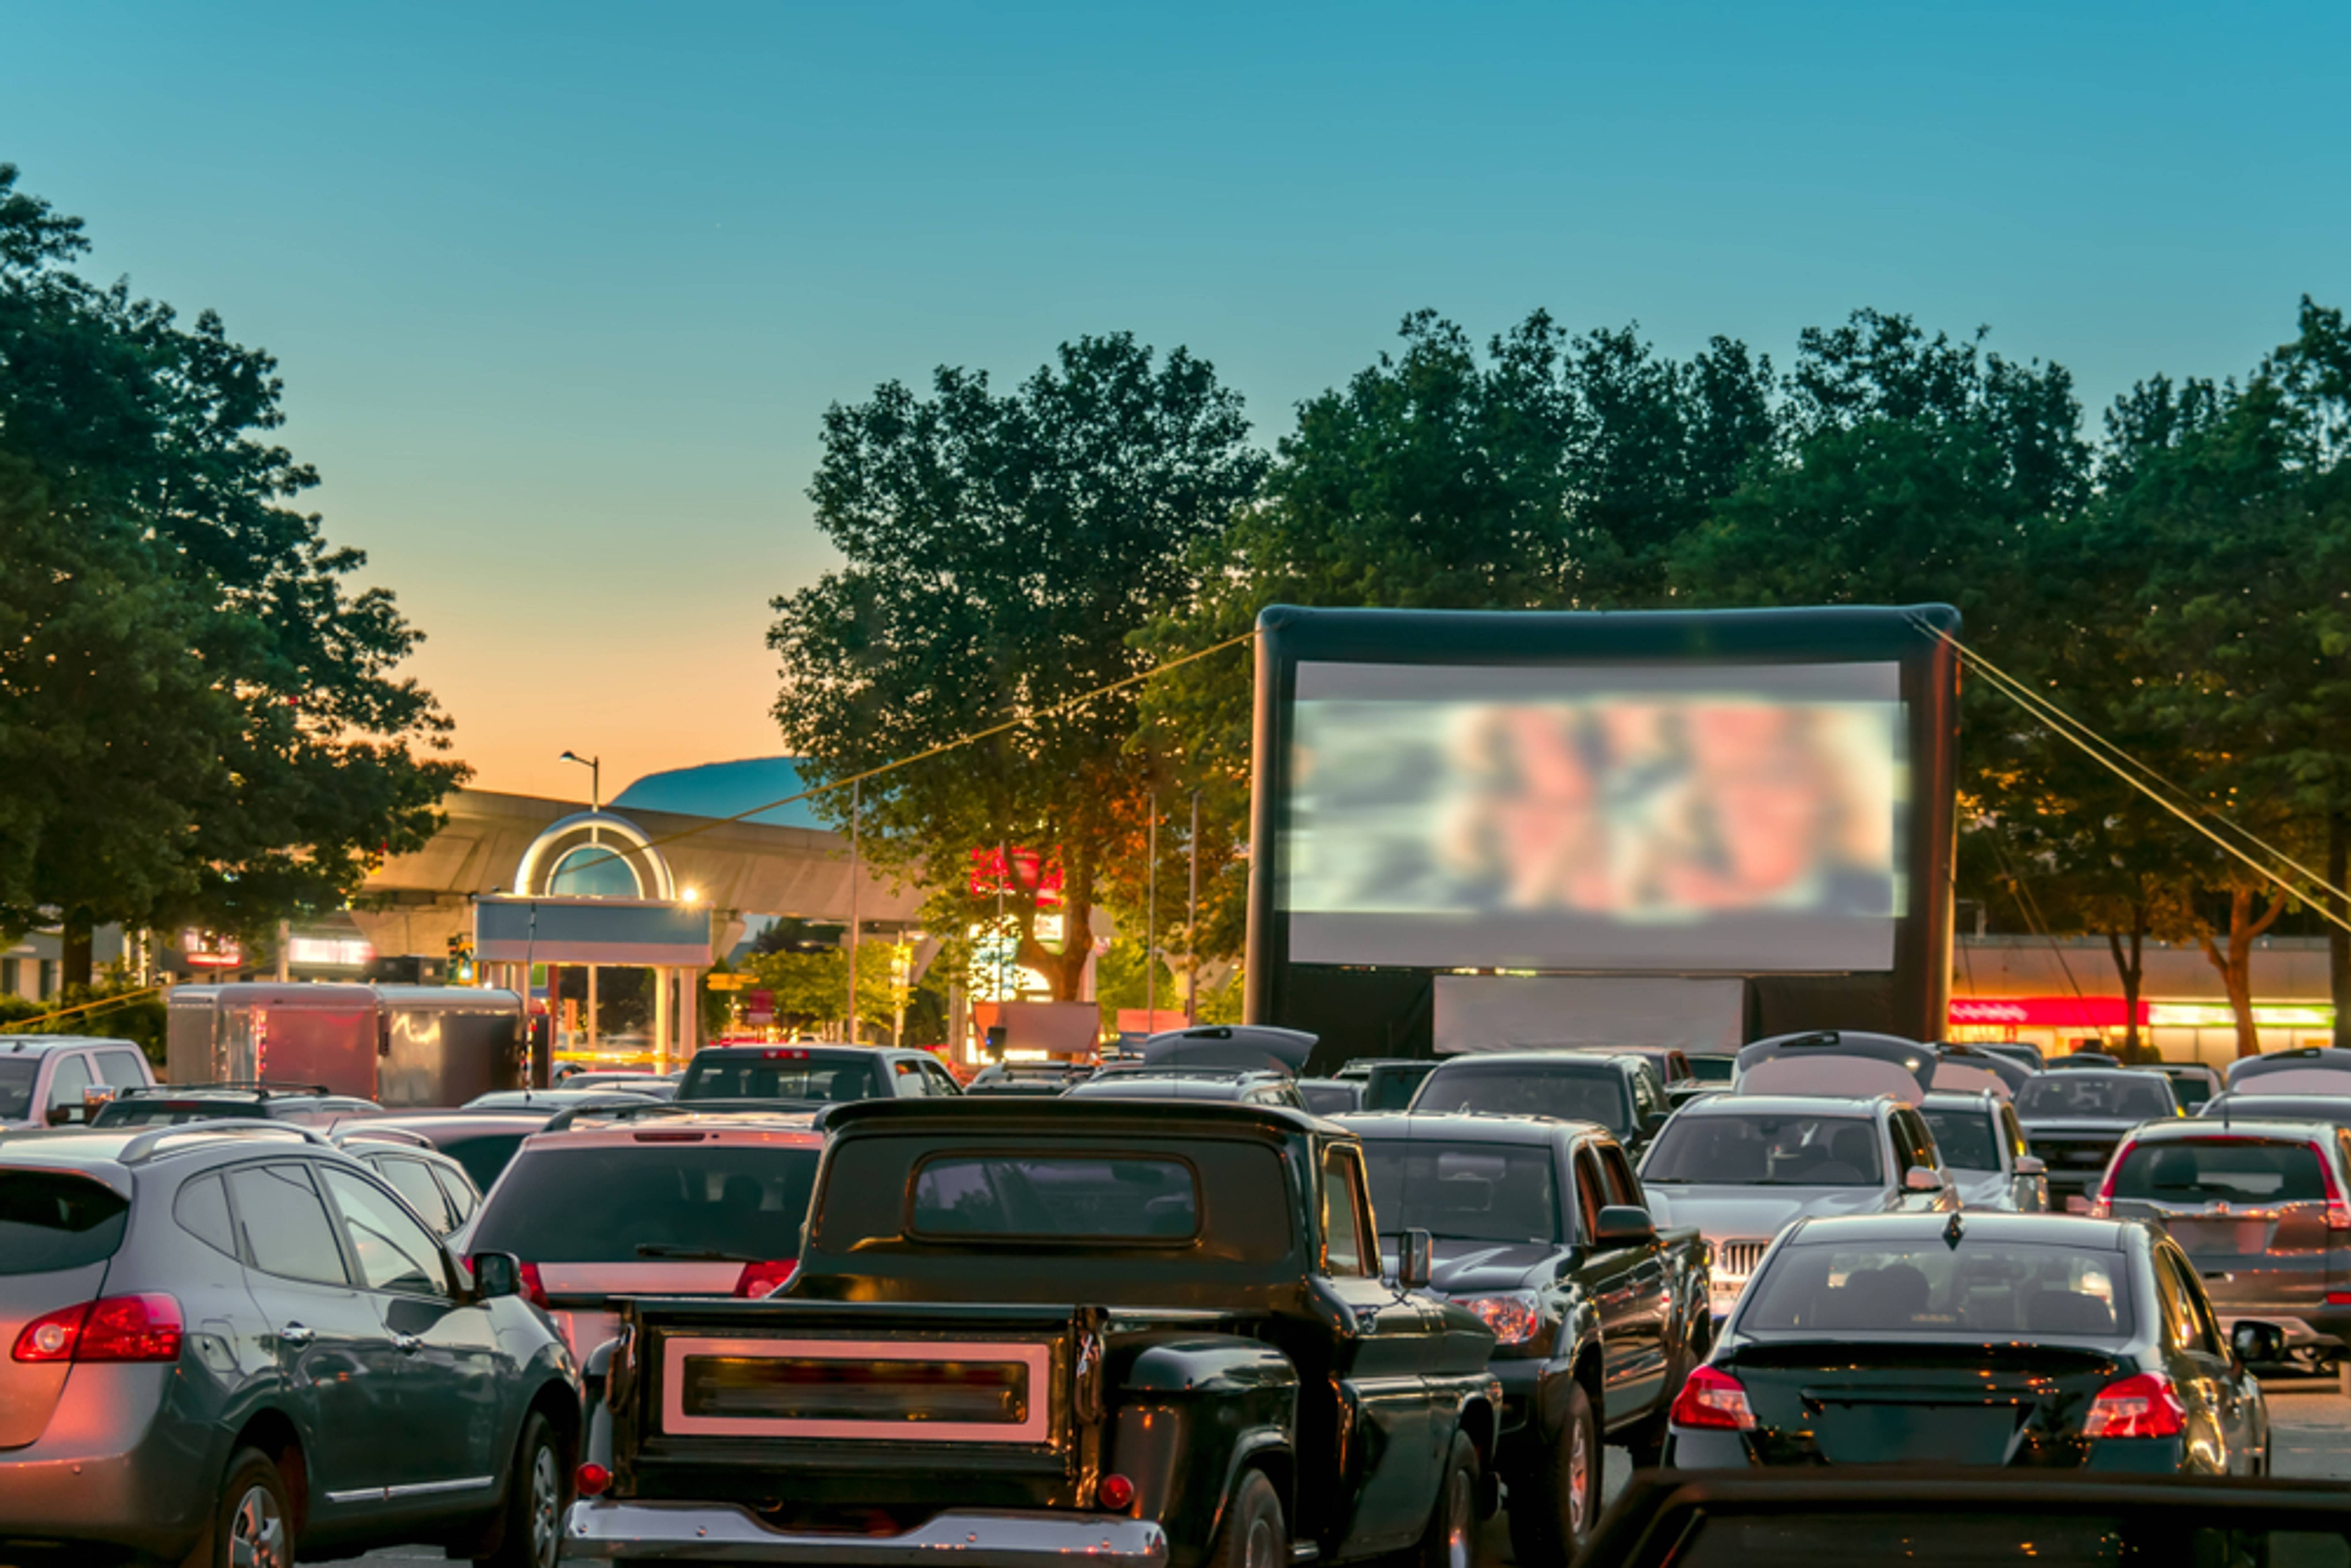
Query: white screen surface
[[1282, 661, 1905, 971]]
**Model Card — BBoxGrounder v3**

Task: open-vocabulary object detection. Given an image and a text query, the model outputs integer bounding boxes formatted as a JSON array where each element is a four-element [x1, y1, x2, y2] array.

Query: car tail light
[[2327, 1290, 2351, 1308], [576, 1462, 610, 1496], [733, 1260, 797, 1298], [1669, 1364, 1755, 1431], [762, 1048, 811, 1061], [2083, 1372, 2185, 1439], [1097, 1473, 1136, 1510], [12, 1294, 183, 1364], [518, 1261, 550, 1308], [2317, 1154, 2351, 1232], [2085, 1141, 2135, 1219]]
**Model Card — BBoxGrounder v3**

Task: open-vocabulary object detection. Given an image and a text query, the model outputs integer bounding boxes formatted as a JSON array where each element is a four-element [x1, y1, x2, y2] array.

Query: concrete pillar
[[653, 964, 672, 1072]]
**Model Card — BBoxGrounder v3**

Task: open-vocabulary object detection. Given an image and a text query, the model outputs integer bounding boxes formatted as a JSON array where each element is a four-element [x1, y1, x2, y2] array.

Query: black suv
[[676, 1044, 963, 1104], [1409, 1050, 1674, 1155], [0, 1121, 578, 1566]]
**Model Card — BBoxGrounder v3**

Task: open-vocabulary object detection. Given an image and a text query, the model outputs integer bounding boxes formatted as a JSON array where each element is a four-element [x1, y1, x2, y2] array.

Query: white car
[[0, 1034, 155, 1130], [1920, 1088, 2049, 1211]]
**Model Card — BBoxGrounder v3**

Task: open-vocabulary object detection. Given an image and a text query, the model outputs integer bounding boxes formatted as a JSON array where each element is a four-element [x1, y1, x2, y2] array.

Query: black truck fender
[[1112, 1334, 1299, 1568]]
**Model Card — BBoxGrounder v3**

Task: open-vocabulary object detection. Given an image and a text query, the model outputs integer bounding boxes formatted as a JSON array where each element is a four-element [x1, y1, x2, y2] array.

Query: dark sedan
[[1408, 1050, 1673, 1155], [2015, 1069, 2181, 1211], [1665, 1212, 2268, 1475]]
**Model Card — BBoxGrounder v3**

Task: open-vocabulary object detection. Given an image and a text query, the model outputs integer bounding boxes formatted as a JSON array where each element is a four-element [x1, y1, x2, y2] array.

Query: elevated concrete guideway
[[354, 787, 922, 960]]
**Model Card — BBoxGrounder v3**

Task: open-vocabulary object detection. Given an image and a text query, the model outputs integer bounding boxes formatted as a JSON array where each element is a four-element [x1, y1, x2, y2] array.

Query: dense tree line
[[0, 166, 464, 990], [781, 299, 2351, 1053]]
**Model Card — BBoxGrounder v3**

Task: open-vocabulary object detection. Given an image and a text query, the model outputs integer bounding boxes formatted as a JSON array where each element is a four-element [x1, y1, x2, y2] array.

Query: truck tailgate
[[613, 1299, 1099, 1510]]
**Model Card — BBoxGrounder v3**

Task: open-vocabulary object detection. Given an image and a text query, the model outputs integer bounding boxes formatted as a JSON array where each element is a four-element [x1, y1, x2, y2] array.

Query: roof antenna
[[1942, 1211, 1965, 1250]]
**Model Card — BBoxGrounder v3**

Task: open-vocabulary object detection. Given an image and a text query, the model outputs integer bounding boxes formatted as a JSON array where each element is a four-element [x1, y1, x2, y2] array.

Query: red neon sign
[[1948, 997, 2144, 1028], [969, 847, 1063, 907]]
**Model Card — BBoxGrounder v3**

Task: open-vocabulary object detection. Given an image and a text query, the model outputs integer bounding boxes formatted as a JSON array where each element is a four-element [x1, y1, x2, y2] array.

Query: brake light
[[1668, 1364, 1755, 1431], [12, 1294, 184, 1364], [519, 1261, 550, 1308], [576, 1462, 611, 1497], [2083, 1372, 2185, 1439], [733, 1260, 797, 1299], [762, 1049, 811, 1061], [2086, 1142, 2132, 1219], [1097, 1473, 1136, 1511], [2318, 1152, 2351, 1232]]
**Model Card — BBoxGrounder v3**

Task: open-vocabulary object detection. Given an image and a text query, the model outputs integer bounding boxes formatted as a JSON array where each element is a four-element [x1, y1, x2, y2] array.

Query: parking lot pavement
[[357, 1389, 2351, 1564]]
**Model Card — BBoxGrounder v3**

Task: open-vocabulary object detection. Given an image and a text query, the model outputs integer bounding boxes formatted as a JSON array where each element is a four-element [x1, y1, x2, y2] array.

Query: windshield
[[0, 1171, 130, 1276], [0, 1058, 39, 1121], [911, 1154, 1198, 1239], [680, 1054, 879, 1103], [1642, 1113, 1882, 1186], [1920, 1106, 2001, 1171], [472, 1143, 820, 1262], [437, 1132, 530, 1192], [1742, 1238, 2132, 1340], [1411, 1066, 1630, 1131], [2110, 1138, 2327, 1205], [1358, 1139, 1561, 1244], [2016, 1074, 2176, 1121]]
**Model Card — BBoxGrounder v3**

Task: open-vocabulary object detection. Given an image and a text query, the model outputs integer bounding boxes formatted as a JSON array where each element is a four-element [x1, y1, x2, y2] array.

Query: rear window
[[911, 1155, 1198, 1240], [1742, 1239, 2132, 1340], [0, 1059, 36, 1122], [1359, 1140, 1562, 1244], [471, 1142, 819, 1262], [681, 1053, 879, 1103], [2110, 1138, 2328, 1204], [1920, 1106, 2001, 1171], [2165, 1073, 2215, 1111], [1412, 1066, 1631, 1131], [438, 1133, 528, 1193], [2016, 1074, 2176, 1120], [1642, 1113, 1882, 1187], [0, 1172, 130, 1275]]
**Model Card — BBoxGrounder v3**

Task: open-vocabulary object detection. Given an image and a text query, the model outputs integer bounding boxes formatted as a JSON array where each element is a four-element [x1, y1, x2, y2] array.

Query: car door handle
[[279, 1324, 317, 1348], [393, 1333, 424, 1354]]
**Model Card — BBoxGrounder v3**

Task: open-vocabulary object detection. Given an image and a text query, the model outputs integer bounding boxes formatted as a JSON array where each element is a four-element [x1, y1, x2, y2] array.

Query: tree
[[0, 165, 466, 973], [769, 334, 1266, 1002]]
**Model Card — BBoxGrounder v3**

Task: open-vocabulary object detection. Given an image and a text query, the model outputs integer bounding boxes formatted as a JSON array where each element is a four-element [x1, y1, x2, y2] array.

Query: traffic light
[[446, 931, 476, 984]]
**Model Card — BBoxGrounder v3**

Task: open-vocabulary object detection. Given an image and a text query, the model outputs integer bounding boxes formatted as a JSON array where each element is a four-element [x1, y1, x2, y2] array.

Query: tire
[[476, 1411, 568, 1568], [212, 1447, 294, 1568], [1207, 1467, 1285, 1568], [1508, 1383, 1598, 1568], [1419, 1430, 1482, 1568]]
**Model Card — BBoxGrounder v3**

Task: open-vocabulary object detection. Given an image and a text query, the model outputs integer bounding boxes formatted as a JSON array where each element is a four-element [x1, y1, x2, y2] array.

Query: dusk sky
[[11, 0, 2345, 802]]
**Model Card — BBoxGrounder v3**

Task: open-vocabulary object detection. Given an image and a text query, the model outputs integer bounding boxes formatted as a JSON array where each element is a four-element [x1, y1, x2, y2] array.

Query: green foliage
[[0, 164, 466, 949]]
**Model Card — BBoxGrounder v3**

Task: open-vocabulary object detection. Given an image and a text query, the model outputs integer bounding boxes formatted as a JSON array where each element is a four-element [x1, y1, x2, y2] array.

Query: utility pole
[[1145, 795, 1157, 1026], [846, 780, 861, 1045], [1186, 789, 1201, 1027]]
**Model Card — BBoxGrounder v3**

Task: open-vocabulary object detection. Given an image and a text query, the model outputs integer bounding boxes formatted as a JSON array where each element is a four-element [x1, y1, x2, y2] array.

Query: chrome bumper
[[565, 1500, 1170, 1565]]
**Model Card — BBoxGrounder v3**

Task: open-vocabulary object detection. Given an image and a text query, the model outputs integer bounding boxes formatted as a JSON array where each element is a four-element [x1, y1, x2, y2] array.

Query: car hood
[[1424, 1239, 1564, 1295], [1644, 1184, 1896, 1236]]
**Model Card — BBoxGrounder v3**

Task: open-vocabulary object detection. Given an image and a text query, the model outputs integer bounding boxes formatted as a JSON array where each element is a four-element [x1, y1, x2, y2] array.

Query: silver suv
[[0, 1121, 576, 1566]]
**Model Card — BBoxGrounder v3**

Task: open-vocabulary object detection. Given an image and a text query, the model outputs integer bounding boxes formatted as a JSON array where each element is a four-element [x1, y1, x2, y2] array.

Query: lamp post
[[558, 751, 601, 812], [1186, 789, 1201, 1027]]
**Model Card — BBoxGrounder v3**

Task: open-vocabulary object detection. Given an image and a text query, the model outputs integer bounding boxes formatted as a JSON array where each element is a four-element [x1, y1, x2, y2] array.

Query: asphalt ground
[[355, 1372, 2351, 1563]]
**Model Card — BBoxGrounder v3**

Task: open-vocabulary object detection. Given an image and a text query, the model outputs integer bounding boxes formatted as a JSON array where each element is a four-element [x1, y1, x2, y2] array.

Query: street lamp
[[559, 750, 601, 812]]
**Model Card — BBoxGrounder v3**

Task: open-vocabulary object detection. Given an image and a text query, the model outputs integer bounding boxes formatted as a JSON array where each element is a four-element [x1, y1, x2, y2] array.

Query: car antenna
[[1942, 1211, 1964, 1250]]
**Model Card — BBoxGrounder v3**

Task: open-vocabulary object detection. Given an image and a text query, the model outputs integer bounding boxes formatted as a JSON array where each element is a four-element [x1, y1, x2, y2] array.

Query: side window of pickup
[[1597, 1143, 1644, 1210], [1320, 1146, 1374, 1277], [1571, 1148, 1605, 1241]]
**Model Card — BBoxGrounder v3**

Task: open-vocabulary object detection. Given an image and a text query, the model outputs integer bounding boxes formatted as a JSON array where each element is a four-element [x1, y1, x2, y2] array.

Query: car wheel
[[213, 1447, 294, 1568], [1419, 1430, 1482, 1568], [477, 1411, 567, 1568], [1209, 1467, 1285, 1568], [1509, 1382, 1598, 1567]]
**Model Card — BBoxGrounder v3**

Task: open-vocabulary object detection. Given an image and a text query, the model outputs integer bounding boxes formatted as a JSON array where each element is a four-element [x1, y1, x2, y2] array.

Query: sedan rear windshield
[[1359, 1140, 1560, 1244], [471, 1143, 820, 1262], [1743, 1239, 2132, 1340], [2109, 1138, 2329, 1205], [680, 1054, 880, 1103], [0, 1058, 36, 1122], [912, 1155, 1198, 1240], [1919, 1107, 2000, 1172], [0, 1172, 131, 1276], [2016, 1074, 2175, 1121], [1411, 1067, 1631, 1132], [1642, 1113, 1881, 1187]]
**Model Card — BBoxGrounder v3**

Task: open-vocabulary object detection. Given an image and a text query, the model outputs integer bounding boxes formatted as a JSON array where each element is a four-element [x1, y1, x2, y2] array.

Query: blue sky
[[10, 0, 2344, 797]]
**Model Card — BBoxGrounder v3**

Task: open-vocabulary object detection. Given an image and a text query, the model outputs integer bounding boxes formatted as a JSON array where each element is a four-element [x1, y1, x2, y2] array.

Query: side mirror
[[1903, 1165, 1944, 1192], [1399, 1229, 1434, 1291], [2231, 1321, 2284, 1366], [472, 1250, 524, 1301], [2014, 1155, 2047, 1177], [1594, 1204, 1657, 1248]]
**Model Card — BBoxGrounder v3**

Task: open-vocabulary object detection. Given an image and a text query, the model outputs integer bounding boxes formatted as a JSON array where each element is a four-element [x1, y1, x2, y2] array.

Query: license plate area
[[660, 1337, 1052, 1443], [2165, 1218, 2272, 1256], [1810, 1399, 2024, 1465]]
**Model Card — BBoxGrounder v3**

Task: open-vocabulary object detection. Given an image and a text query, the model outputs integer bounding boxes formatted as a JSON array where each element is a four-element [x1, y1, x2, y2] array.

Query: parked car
[[1295, 1077, 1364, 1115], [0, 1035, 155, 1130], [1685, 1053, 1738, 1085], [1730, 1030, 1937, 1100], [1340, 1057, 1439, 1110], [543, 1070, 678, 1099], [572, 1098, 1503, 1568], [2154, 1062, 2224, 1113], [463, 1088, 662, 1113], [334, 1111, 568, 1193], [1933, 1042, 2035, 1098], [90, 1082, 383, 1131], [1339, 1111, 1710, 1558], [0, 1120, 578, 1566], [2203, 1093, 2351, 1129], [1637, 1094, 1958, 1319], [2048, 1049, 2124, 1069], [1065, 1066, 1307, 1108], [2090, 1116, 2351, 1372], [1920, 1089, 2049, 1211], [1408, 1050, 1674, 1155], [1978, 1041, 2049, 1072], [454, 1107, 823, 1362], [336, 1138, 485, 1236], [2225, 1045, 2351, 1094], [1665, 1211, 2269, 1475], [2014, 1069, 2181, 1212], [963, 1061, 1093, 1097], [675, 1043, 962, 1103]]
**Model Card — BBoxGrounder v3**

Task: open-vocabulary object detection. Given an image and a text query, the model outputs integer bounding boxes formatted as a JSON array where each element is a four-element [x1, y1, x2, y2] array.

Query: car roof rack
[[541, 1097, 826, 1134], [119, 1121, 326, 1165], [114, 1081, 336, 1100], [332, 1124, 435, 1148]]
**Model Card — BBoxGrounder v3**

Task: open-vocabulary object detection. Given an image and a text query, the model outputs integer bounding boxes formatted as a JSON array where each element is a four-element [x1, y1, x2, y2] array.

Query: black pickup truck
[[1340, 1113, 1712, 1560], [570, 1099, 1504, 1568]]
